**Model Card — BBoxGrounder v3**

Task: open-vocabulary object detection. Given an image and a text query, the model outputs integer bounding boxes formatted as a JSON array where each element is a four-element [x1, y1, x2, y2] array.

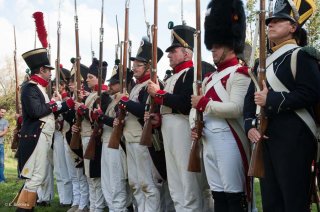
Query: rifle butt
[[70, 131, 81, 149], [187, 139, 201, 172], [108, 125, 122, 149], [248, 141, 265, 177], [84, 141, 96, 160], [140, 119, 153, 147]]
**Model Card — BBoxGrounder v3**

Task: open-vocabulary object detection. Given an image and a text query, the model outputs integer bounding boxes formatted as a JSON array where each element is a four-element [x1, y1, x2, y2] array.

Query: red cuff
[[66, 98, 75, 109], [77, 104, 88, 116], [120, 96, 130, 102], [236, 66, 249, 77], [196, 97, 210, 112], [154, 90, 167, 105], [119, 96, 130, 110], [91, 109, 103, 121], [48, 100, 58, 112], [61, 92, 69, 99], [17, 116, 23, 125]]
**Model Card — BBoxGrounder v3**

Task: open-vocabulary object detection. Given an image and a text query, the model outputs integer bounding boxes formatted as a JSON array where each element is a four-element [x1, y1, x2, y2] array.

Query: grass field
[[0, 149, 318, 212]]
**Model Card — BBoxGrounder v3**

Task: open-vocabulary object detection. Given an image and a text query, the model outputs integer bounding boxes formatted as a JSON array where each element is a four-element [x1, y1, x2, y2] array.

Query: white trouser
[[37, 147, 54, 202], [203, 128, 245, 192], [82, 136, 105, 212], [126, 142, 162, 212], [64, 137, 89, 209], [101, 142, 130, 212], [162, 114, 208, 212], [24, 131, 53, 192], [53, 131, 73, 204]]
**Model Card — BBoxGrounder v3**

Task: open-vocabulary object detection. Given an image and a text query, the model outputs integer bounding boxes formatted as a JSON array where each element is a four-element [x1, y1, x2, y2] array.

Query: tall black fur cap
[[88, 58, 108, 81], [204, 0, 246, 54]]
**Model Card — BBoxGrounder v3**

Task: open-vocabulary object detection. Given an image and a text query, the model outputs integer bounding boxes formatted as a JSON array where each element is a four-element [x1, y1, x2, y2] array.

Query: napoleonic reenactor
[[191, 0, 251, 211], [93, 60, 133, 211], [114, 38, 168, 212], [73, 58, 108, 212], [244, 0, 320, 211], [52, 65, 73, 207], [15, 48, 75, 212], [65, 60, 90, 212], [147, 25, 213, 211]]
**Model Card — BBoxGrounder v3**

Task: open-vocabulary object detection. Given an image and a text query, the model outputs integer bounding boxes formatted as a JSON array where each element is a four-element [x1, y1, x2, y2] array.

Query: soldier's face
[[108, 83, 120, 95], [68, 80, 75, 92], [40, 67, 52, 81], [267, 19, 297, 45], [132, 61, 147, 79], [167, 47, 187, 68], [86, 73, 98, 89]]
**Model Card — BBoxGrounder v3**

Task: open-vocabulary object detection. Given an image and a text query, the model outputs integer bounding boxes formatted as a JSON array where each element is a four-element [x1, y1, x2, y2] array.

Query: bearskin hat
[[204, 0, 246, 54]]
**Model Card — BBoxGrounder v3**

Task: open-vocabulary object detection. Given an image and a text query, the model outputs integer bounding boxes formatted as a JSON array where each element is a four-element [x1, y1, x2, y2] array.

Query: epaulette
[[301, 46, 320, 61], [28, 80, 38, 85], [236, 66, 249, 77]]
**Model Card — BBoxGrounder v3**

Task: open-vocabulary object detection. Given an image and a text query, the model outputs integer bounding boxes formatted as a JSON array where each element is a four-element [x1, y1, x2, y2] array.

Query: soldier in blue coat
[[244, 0, 320, 211], [15, 48, 74, 212]]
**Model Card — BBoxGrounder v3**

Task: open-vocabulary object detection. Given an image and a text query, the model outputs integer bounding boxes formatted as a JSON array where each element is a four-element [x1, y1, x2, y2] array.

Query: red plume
[[33, 12, 48, 48]]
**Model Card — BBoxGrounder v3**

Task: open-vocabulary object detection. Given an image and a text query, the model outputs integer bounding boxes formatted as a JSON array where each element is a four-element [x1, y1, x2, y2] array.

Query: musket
[[181, 0, 186, 25], [84, 0, 104, 160], [70, 0, 83, 149], [108, 0, 130, 149], [187, 0, 202, 172], [248, 0, 267, 178], [11, 26, 21, 150], [140, 0, 158, 147], [91, 26, 95, 60], [115, 15, 121, 61], [55, 2, 61, 94]]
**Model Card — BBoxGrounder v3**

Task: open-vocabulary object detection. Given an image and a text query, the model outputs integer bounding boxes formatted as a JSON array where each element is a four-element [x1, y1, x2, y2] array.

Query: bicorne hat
[[22, 48, 54, 73], [265, 0, 316, 26], [166, 23, 196, 52], [130, 37, 163, 63]]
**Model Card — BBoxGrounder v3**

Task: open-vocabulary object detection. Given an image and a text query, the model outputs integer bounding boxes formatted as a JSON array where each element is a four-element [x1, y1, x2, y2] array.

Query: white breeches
[[161, 114, 208, 212], [37, 148, 54, 202], [82, 136, 105, 211], [24, 131, 53, 192], [126, 142, 162, 212], [64, 137, 89, 209], [203, 128, 245, 192], [53, 131, 73, 204], [101, 142, 130, 212]]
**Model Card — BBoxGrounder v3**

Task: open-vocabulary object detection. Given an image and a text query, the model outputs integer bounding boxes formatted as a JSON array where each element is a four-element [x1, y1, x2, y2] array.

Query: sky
[[0, 0, 218, 81]]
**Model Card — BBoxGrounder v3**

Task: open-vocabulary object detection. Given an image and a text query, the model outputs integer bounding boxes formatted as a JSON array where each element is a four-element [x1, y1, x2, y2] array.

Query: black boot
[[225, 192, 247, 212], [212, 191, 228, 212]]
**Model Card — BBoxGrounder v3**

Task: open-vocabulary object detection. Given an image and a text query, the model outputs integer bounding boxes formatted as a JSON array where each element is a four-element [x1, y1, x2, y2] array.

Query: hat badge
[[274, 0, 287, 14]]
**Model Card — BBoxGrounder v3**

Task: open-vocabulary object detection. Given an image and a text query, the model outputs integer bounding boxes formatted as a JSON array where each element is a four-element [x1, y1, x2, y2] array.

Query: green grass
[[0, 149, 318, 212], [0, 151, 68, 212]]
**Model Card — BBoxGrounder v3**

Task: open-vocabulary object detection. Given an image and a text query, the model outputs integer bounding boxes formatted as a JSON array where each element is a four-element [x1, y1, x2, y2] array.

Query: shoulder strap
[[266, 57, 318, 137], [290, 47, 301, 79]]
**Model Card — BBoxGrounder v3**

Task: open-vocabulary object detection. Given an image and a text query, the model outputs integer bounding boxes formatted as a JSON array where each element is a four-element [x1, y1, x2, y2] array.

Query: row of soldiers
[[12, 0, 320, 212]]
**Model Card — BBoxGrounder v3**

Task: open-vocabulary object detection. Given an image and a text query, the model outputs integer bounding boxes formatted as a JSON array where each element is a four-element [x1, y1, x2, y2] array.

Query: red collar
[[136, 72, 150, 84], [173, 60, 193, 74], [30, 75, 49, 87], [93, 84, 109, 92], [216, 57, 239, 72], [61, 92, 69, 99]]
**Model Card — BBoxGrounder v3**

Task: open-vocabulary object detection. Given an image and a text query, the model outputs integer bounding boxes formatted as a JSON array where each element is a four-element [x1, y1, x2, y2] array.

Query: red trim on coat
[[173, 60, 193, 74], [30, 75, 49, 87], [154, 90, 167, 105]]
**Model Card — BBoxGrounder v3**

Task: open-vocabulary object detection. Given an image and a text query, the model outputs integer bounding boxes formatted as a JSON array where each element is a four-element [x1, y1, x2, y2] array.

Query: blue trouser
[[0, 144, 5, 182]]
